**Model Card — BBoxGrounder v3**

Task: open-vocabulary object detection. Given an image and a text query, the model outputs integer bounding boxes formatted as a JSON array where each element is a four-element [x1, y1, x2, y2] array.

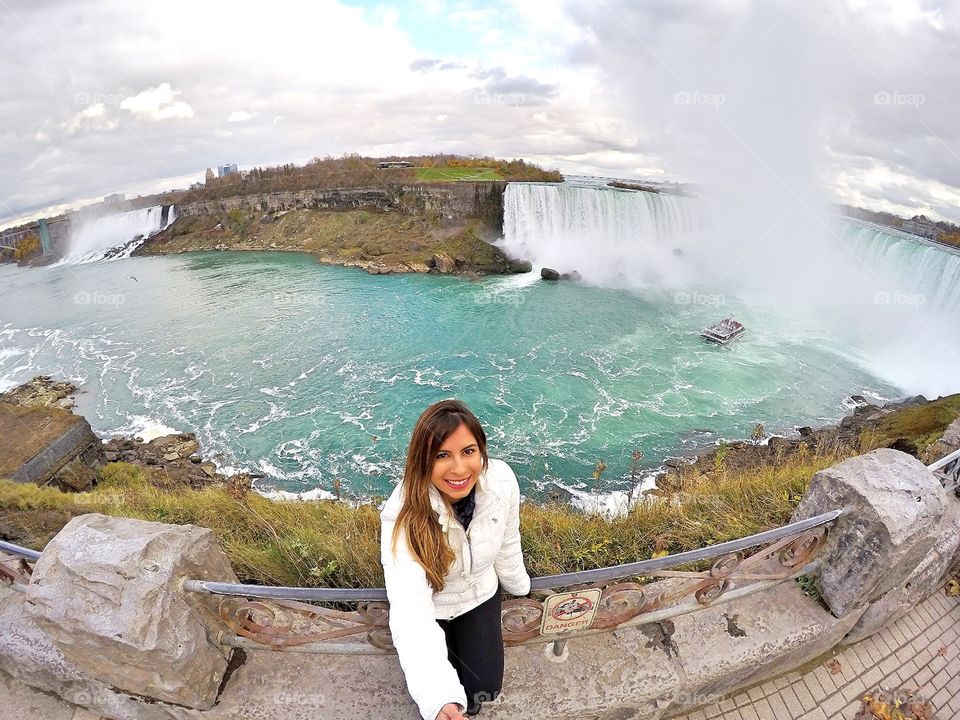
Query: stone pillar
[[791, 448, 958, 642], [25, 513, 239, 709], [791, 448, 948, 618]]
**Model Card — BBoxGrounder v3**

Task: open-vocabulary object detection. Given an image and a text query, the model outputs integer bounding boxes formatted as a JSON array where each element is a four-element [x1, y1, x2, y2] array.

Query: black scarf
[[451, 485, 477, 531]]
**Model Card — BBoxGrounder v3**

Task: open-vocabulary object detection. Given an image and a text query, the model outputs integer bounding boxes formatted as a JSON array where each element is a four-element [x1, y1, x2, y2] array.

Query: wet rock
[[428, 253, 456, 273], [560, 270, 582, 281], [0, 375, 78, 411], [540, 267, 560, 281], [508, 259, 533, 273]]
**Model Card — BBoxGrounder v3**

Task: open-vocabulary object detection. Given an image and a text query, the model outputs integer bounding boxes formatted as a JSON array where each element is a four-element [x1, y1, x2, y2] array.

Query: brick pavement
[[670, 587, 960, 720]]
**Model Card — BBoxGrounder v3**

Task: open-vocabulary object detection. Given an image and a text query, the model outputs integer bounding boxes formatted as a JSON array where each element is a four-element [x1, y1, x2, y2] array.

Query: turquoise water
[[0, 249, 904, 504]]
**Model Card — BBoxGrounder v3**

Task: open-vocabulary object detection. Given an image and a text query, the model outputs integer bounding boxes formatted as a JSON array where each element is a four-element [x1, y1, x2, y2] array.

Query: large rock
[[844, 498, 960, 643], [0, 588, 190, 720], [923, 416, 960, 464], [428, 253, 456, 273], [25, 513, 238, 709], [791, 448, 947, 617]]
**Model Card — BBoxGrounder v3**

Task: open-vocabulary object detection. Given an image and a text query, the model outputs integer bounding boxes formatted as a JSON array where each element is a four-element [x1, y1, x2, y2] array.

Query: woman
[[380, 399, 532, 720]]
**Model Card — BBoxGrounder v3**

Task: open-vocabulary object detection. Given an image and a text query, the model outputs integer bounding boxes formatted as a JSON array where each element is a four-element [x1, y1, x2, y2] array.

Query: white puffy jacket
[[380, 458, 531, 720]]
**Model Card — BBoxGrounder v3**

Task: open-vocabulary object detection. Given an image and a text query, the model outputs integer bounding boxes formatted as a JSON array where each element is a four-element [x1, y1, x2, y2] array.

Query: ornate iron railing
[[186, 508, 845, 654], [3, 443, 956, 656]]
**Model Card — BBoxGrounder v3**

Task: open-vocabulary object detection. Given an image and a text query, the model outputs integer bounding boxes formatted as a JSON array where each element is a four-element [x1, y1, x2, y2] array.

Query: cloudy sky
[[1, 0, 959, 228]]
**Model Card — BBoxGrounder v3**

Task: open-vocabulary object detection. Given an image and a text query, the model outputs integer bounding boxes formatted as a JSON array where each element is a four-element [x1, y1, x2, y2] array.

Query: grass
[[861, 394, 960, 455], [413, 167, 504, 182], [0, 443, 854, 590]]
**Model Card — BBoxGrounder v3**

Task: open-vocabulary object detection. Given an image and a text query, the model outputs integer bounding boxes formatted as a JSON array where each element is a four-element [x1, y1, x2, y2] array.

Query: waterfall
[[60, 204, 177, 264], [839, 220, 960, 318], [498, 179, 701, 287]]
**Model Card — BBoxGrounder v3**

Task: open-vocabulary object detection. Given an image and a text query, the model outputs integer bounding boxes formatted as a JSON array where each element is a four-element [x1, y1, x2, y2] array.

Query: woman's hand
[[436, 702, 467, 720]]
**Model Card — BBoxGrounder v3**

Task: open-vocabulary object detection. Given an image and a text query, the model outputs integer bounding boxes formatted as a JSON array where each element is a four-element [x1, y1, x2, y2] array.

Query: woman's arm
[[381, 513, 468, 720], [493, 461, 532, 596]]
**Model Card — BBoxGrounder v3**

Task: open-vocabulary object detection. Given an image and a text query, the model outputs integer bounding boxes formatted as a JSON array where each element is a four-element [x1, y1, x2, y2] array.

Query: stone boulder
[[923, 416, 960, 464], [0, 588, 186, 720], [791, 448, 947, 617], [540, 267, 560, 281], [845, 498, 960, 642], [0, 375, 78, 410], [428, 253, 456, 273], [508, 259, 533, 273], [25, 513, 239, 709]]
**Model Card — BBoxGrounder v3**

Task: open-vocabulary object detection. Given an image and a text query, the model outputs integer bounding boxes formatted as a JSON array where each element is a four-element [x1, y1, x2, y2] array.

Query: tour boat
[[701, 318, 745, 345]]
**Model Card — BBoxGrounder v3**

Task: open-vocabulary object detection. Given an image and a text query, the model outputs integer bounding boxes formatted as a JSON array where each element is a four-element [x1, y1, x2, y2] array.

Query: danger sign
[[540, 588, 602, 635]]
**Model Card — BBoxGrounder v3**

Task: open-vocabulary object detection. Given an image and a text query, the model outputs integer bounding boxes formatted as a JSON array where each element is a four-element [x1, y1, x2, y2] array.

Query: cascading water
[[840, 221, 960, 317], [497, 178, 701, 287], [500, 180, 960, 396], [60, 204, 177, 263]]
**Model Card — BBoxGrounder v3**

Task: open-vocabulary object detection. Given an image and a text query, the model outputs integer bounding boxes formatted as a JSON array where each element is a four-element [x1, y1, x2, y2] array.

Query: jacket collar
[[429, 463, 494, 532]]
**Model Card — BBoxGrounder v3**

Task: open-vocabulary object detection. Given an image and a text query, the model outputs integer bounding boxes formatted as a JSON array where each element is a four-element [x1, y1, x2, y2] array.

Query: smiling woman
[[380, 399, 531, 720]]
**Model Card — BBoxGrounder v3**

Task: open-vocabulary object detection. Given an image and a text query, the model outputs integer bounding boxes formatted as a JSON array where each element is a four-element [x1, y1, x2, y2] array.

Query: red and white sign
[[540, 589, 602, 635]]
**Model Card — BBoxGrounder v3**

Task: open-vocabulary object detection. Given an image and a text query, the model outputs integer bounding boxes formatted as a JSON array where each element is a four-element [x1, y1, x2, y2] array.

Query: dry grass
[[0, 445, 854, 588]]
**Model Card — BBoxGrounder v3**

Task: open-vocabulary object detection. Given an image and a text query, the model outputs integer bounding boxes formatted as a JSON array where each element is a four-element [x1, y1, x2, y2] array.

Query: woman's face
[[429, 422, 483, 500]]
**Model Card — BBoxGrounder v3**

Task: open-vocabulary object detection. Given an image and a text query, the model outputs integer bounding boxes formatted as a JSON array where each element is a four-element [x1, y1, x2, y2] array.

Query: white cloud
[[62, 103, 118, 135], [120, 83, 194, 121], [1, 0, 959, 226]]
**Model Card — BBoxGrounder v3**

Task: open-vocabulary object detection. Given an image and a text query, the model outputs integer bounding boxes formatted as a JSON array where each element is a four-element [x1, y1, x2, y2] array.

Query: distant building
[[205, 168, 215, 185], [902, 217, 945, 241], [103, 193, 125, 204], [377, 161, 412, 169], [218, 163, 239, 177]]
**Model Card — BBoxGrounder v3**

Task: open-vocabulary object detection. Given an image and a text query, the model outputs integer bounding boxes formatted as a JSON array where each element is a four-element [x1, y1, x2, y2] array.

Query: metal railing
[[3, 443, 959, 655], [182, 508, 845, 602], [929, 447, 960, 491]]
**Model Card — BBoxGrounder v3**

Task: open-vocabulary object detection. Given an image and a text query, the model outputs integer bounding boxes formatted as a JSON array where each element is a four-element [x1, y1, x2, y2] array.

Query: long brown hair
[[391, 399, 489, 592]]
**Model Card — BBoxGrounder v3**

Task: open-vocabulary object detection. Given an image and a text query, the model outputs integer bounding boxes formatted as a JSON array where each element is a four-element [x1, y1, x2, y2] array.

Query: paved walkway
[[672, 587, 960, 720], [5, 586, 959, 719]]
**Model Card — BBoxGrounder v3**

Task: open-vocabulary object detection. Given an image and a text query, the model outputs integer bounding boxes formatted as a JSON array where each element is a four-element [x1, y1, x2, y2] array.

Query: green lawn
[[413, 167, 504, 181]]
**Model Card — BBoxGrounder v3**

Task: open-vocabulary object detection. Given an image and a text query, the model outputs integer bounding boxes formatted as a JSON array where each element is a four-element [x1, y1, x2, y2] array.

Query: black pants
[[436, 588, 504, 712]]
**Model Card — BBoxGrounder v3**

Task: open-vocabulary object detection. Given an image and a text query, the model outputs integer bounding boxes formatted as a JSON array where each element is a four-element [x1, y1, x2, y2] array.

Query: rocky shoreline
[[656, 393, 960, 493], [0, 376, 243, 492], [3, 375, 958, 506], [134, 207, 533, 277]]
